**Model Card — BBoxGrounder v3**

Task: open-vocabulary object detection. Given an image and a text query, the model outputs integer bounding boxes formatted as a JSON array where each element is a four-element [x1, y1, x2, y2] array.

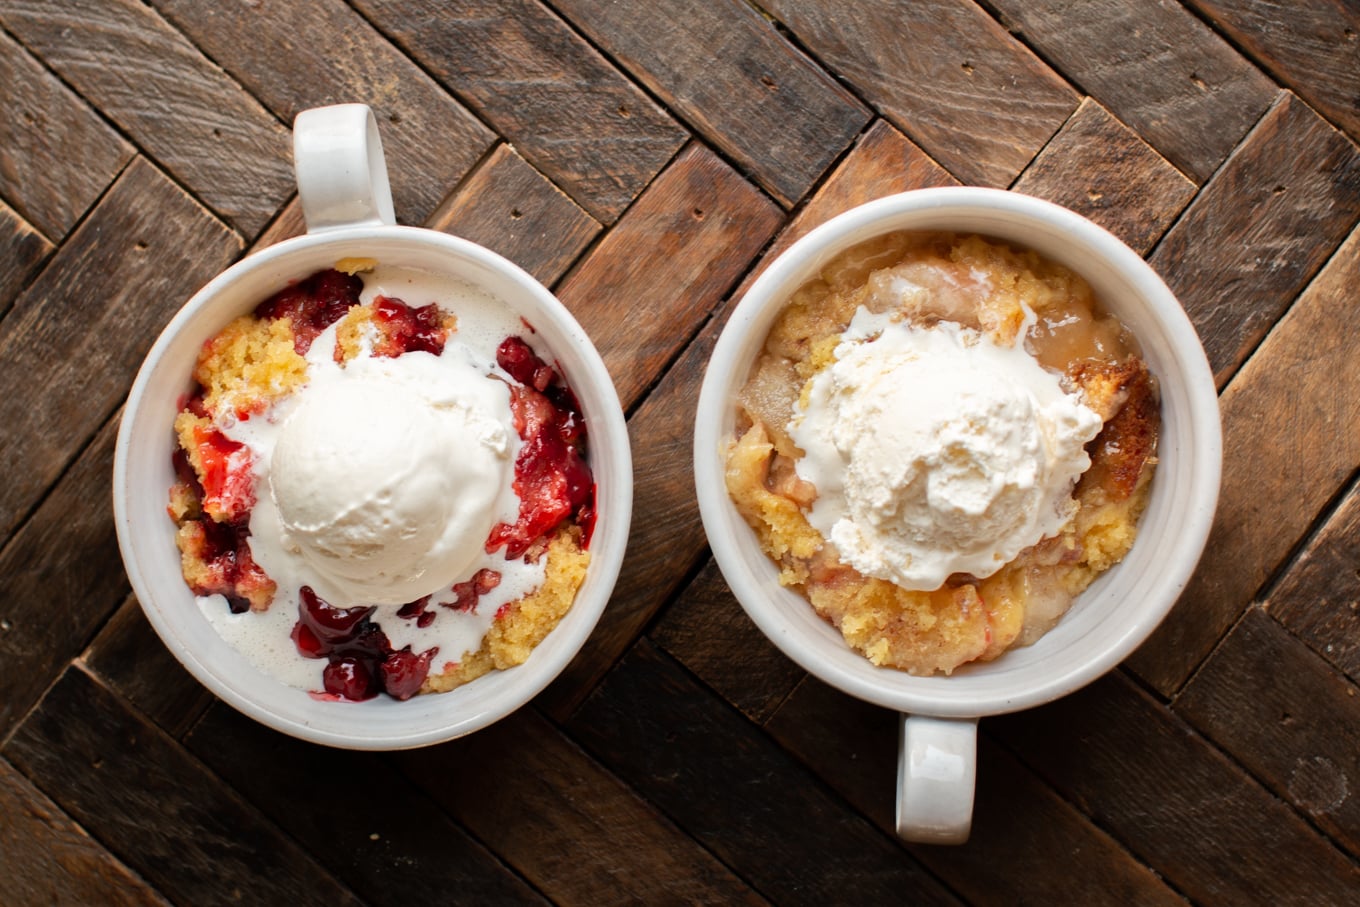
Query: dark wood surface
[[1, 2, 1357, 903]]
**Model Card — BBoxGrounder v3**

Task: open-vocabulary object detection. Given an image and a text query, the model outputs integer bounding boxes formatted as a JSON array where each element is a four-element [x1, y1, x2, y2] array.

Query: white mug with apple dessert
[[694, 189, 1220, 843], [115, 104, 632, 750]]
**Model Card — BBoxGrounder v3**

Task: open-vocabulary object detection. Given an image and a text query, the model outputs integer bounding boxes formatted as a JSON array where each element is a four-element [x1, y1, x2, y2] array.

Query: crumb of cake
[[335, 256, 378, 275], [194, 315, 308, 418]]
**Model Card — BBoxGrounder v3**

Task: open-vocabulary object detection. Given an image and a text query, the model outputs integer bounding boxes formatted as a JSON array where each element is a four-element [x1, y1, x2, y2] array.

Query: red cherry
[[323, 657, 378, 701]]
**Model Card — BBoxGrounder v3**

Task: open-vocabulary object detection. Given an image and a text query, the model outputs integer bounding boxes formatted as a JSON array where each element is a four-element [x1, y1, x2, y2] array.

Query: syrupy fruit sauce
[[292, 586, 437, 701], [488, 336, 596, 558], [370, 296, 446, 357]]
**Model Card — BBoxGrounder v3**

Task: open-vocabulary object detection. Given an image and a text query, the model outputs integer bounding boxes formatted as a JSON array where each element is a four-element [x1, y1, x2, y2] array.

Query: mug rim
[[114, 223, 633, 749], [693, 187, 1221, 718]]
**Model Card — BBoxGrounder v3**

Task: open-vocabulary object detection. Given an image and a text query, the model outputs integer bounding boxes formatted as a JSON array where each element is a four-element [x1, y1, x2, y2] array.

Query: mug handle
[[293, 104, 396, 233], [896, 714, 977, 844]]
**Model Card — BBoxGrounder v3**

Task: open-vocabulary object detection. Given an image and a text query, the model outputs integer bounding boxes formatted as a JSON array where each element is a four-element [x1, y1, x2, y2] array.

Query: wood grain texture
[[734, 118, 959, 299], [1148, 91, 1360, 387], [987, 0, 1276, 182], [0, 0, 293, 235], [992, 671, 1360, 905], [397, 708, 767, 906], [1188, 0, 1360, 140], [150, 0, 494, 225], [250, 196, 306, 251], [4, 667, 363, 907], [1176, 606, 1360, 858], [352, 0, 688, 223], [554, 0, 870, 207], [765, 678, 1189, 906], [0, 200, 52, 318], [0, 157, 241, 543], [1130, 224, 1360, 695], [185, 704, 547, 906], [763, 0, 1077, 187], [1269, 479, 1360, 682], [0, 757, 170, 907], [0, 29, 135, 240], [651, 558, 806, 724], [538, 307, 719, 720], [0, 418, 126, 740], [1012, 98, 1196, 255], [567, 640, 962, 905], [428, 143, 601, 287], [81, 596, 214, 739], [557, 142, 782, 410]]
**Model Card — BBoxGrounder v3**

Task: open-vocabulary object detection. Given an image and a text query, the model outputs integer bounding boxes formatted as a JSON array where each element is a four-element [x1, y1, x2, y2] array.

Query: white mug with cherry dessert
[[694, 189, 1220, 843], [115, 105, 632, 749]]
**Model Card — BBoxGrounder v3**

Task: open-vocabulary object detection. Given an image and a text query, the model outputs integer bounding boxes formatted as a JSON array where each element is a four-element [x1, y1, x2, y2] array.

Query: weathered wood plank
[[4, 668, 363, 907], [0, 418, 127, 740], [650, 559, 805, 724], [988, 0, 1276, 182], [992, 671, 1360, 905], [397, 708, 767, 906], [0, 156, 241, 543], [351, 0, 688, 223], [0, 756, 170, 907], [0, 29, 135, 241], [763, 0, 1077, 187], [765, 678, 1189, 906], [0, 0, 293, 235], [1130, 224, 1360, 695], [185, 704, 547, 906], [554, 0, 870, 207], [80, 595, 214, 739], [1176, 606, 1360, 858], [1188, 0, 1360, 141], [250, 197, 306, 251], [1268, 479, 1360, 683], [427, 143, 601, 288], [1012, 98, 1196, 255], [733, 118, 959, 299], [1148, 91, 1360, 387], [150, 0, 495, 225], [0, 200, 52, 319], [556, 142, 782, 410], [566, 640, 962, 905]]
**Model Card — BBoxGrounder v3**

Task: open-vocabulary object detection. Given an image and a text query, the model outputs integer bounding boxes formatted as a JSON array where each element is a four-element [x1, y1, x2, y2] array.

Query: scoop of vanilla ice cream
[[789, 308, 1102, 591], [267, 352, 514, 607]]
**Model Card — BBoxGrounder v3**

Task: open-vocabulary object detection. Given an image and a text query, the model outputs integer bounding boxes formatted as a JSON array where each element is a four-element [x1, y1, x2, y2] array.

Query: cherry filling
[[189, 424, 255, 522], [487, 337, 597, 558], [254, 268, 363, 354], [292, 587, 438, 701], [396, 595, 437, 628], [371, 295, 447, 357], [444, 568, 502, 612]]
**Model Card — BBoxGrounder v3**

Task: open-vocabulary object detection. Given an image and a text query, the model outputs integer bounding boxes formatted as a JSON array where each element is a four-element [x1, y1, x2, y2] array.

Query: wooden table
[[2, 1, 1358, 903]]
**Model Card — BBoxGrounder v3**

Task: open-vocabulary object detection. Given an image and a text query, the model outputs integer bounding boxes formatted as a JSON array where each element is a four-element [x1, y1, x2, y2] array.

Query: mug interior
[[114, 226, 631, 749], [695, 189, 1220, 718]]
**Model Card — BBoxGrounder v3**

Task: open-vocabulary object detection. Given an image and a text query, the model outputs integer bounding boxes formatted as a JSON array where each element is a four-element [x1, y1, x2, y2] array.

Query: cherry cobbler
[[169, 262, 595, 701]]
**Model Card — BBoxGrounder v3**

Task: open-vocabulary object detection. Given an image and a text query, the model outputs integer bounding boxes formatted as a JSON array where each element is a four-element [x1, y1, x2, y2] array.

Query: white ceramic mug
[[114, 105, 632, 749], [693, 189, 1221, 843]]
